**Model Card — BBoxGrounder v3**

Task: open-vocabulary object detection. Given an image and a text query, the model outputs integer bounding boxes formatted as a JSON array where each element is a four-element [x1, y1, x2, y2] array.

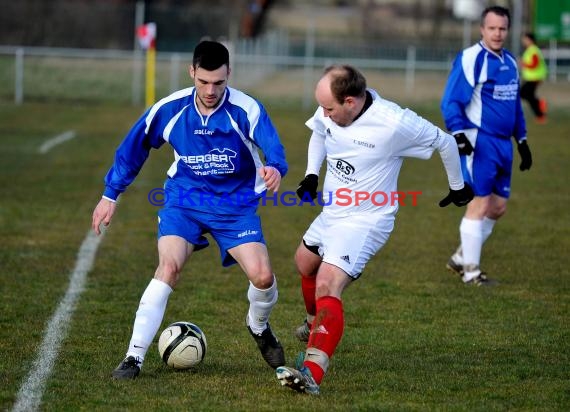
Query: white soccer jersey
[[305, 89, 463, 217]]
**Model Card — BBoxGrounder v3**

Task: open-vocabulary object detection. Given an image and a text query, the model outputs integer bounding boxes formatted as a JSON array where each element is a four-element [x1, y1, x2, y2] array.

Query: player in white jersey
[[92, 41, 287, 379], [275, 65, 473, 395]]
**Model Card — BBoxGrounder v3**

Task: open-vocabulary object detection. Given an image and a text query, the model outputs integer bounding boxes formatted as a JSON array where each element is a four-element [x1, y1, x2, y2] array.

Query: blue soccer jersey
[[102, 86, 288, 214], [441, 41, 528, 198], [441, 41, 527, 142]]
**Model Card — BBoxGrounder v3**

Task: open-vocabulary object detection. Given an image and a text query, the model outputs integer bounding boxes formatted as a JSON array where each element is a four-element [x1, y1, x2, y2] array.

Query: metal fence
[[1, 30, 569, 108]]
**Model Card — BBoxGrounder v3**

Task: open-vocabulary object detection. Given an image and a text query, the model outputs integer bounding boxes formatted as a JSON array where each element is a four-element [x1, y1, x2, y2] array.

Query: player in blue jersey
[[91, 40, 288, 379], [441, 6, 532, 285]]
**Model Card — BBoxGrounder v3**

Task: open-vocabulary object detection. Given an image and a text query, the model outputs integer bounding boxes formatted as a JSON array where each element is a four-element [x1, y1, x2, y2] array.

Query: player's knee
[[258, 272, 275, 289], [315, 283, 332, 298], [294, 244, 306, 264], [296, 259, 318, 278], [295, 245, 320, 276], [315, 272, 345, 299], [488, 203, 507, 219], [248, 266, 275, 289], [155, 261, 182, 288]]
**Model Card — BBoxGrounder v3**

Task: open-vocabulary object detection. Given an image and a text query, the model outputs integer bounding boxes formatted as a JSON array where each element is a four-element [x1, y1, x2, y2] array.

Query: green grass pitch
[[0, 100, 568, 411]]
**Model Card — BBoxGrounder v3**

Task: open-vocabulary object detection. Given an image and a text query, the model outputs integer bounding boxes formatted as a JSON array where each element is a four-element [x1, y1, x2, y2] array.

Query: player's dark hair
[[481, 6, 510, 28], [192, 41, 229, 70], [324, 65, 367, 104], [524, 32, 536, 43]]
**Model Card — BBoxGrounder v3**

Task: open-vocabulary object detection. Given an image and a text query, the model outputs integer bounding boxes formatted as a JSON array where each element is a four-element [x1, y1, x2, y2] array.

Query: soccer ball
[[158, 321, 207, 369]]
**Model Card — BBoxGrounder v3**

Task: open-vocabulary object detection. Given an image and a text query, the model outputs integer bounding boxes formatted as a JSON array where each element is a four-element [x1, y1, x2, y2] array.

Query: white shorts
[[303, 212, 395, 279]]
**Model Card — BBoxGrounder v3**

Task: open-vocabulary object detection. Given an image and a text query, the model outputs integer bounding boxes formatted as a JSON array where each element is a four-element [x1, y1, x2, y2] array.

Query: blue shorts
[[157, 206, 265, 267], [461, 133, 513, 198]]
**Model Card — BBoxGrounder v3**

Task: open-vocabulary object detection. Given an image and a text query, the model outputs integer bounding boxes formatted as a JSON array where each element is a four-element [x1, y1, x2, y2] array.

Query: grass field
[[0, 98, 569, 411]]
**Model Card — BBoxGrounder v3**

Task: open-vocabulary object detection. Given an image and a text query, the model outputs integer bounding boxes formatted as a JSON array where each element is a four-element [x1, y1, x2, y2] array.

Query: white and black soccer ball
[[158, 321, 207, 369]]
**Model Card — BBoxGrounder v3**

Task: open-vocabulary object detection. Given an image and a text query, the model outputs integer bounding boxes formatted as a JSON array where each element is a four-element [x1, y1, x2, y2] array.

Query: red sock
[[301, 275, 316, 319], [304, 296, 344, 384]]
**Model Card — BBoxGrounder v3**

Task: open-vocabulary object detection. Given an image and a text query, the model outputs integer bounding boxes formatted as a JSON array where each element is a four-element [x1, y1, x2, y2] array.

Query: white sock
[[460, 217, 483, 282], [454, 217, 495, 264], [126, 278, 173, 363], [246, 276, 278, 335], [481, 217, 496, 244], [452, 245, 463, 264]]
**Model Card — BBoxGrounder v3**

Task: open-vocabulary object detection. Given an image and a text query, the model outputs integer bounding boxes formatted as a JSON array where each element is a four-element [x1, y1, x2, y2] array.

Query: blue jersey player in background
[[92, 40, 288, 379], [441, 6, 532, 285]]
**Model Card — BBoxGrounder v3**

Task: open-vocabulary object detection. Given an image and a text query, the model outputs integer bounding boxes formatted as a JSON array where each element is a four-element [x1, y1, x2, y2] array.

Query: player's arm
[[513, 118, 532, 172], [435, 130, 474, 207], [253, 121, 287, 192], [103, 118, 153, 200], [514, 80, 528, 141], [93, 109, 166, 235], [513, 78, 532, 171], [92, 197, 116, 235], [250, 105, 288, 179], [305, 127, 326, 177], [102, 109, 166, 201], [258, 166, 280, 192], [441, 53, 476, 133], [393, 110, 472, 207], [297, 117, 326, 200], [413, 123, 465, 194], [523, 53, 540, 69], [92, 120, 151, 235]]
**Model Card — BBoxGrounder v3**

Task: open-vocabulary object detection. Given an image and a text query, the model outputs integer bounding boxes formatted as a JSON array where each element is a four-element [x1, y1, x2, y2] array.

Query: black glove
[[439, 183, 474, 207], [517, 140, 532, 171], [296, 174, 319, 200], [453, 133, 474, 156]]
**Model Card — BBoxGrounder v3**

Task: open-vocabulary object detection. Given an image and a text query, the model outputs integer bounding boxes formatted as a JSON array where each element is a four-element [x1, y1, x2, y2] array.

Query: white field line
[[12, 228, 105, 412], [38, 130, 76, 154]]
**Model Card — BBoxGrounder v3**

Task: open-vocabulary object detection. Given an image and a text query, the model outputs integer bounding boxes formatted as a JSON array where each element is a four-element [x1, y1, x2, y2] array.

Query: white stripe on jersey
[[226, 88, 266, 193], [464, 54, 487, 128], [225, 109, 266, 194], [163, 105, 191, 142], [145, 87, 194, 134]]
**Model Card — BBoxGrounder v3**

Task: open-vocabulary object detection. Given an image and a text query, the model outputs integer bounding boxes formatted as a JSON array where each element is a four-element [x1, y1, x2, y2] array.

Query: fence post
[[15, 48, 24, 105], [132, 50, 144, 106], [549, 38, 557, 82], [132, 0, 145, 106], [405, 45, 416, 95], [170, 53, 181, 94], [303, 15, 316, 110]]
